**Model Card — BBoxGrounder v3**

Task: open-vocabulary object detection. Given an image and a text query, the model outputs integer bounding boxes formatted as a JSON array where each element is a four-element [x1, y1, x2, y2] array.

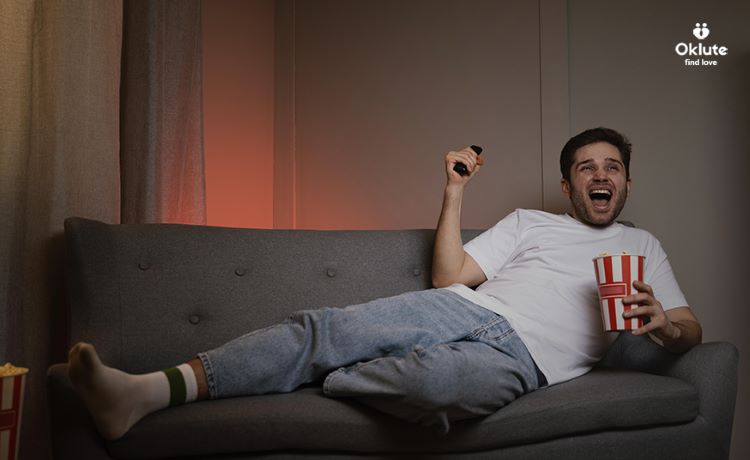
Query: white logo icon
[[693, 22, 709, 40]]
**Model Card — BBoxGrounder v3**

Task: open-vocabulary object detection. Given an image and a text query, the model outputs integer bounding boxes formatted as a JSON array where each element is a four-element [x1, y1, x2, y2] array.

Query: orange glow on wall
[[202, 0, 275, 229]]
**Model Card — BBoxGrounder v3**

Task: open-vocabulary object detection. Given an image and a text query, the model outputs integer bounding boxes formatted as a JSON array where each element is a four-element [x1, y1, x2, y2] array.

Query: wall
[[204, 0, 558, 231], [567, 1, 749, 458], [203, 0, 275, 228], [276, 0, 545, 230]]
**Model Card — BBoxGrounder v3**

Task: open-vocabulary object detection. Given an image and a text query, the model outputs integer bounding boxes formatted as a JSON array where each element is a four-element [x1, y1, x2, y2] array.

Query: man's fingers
[[626, 307, 656, 335], [632, 280, 654, 296], [461, 149, 478, 166], [631, 322, 654, 336], [622, 305, 650, 318], [453, 151, 478, 171], [445, 147, 484, 182], [630, 315, 668, 336], [622, 292, 652, 305], [621, 281, 676, 340], [624, 304, 669, 329]]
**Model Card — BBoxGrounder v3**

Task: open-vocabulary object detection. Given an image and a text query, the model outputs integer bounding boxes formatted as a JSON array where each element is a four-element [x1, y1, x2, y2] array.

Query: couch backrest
[[64, 217, 482, 372]]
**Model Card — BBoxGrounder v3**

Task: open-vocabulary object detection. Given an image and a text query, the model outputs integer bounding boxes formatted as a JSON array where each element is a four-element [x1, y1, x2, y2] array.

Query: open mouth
[[588, 189, 612, 209]]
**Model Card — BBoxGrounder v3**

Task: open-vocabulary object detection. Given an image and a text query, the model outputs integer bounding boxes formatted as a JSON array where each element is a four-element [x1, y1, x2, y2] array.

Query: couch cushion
[[107, 369, 697, 459]]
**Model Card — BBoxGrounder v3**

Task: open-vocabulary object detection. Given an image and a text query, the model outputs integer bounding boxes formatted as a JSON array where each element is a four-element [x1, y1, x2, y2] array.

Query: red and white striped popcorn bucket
[[0, 364, 28, 460], [593, 254, 645, 331]]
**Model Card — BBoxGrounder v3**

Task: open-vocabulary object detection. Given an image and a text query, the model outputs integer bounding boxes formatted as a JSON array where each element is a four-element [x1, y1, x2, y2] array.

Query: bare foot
[[67, 342, 167, 440]]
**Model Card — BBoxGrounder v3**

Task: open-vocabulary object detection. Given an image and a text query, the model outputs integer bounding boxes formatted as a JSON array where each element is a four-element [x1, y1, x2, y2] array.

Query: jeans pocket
[[466, 316, 514, 343]]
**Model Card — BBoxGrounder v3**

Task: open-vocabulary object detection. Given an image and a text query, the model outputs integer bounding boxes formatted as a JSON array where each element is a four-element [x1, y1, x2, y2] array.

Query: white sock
[[68, 342, 200, 441]]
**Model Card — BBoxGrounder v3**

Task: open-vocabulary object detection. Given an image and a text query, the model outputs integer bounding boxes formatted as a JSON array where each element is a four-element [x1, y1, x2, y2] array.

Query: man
[[68, 127, 701, 441]]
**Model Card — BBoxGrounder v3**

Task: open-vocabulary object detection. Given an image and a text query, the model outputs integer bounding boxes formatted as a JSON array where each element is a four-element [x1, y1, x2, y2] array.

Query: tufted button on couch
[[48, 217, 739, 459]]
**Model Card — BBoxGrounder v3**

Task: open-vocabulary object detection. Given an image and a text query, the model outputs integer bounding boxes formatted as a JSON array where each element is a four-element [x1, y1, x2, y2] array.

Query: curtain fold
[[1, 1, 123, 458], [120, 0, 206, 224], [0, 0, 35, 374]]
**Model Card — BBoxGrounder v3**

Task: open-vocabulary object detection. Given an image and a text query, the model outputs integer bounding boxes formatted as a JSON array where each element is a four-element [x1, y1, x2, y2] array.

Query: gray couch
[[48, 217, 739, 459]]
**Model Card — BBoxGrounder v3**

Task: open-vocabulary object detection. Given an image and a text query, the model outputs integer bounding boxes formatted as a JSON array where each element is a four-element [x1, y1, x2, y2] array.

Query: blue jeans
[[198, 289, 545, 433]]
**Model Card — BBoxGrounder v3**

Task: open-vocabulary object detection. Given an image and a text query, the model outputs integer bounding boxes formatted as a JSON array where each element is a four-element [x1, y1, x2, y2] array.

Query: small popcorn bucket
[[593, 254, 645, 331], [0, 363, 28, 460]]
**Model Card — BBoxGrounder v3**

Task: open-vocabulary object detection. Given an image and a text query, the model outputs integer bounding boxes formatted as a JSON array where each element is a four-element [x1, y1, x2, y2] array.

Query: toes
[[78, 344, 99, 370], [68, 342, 101, 373], [68, 342, 82, 360]]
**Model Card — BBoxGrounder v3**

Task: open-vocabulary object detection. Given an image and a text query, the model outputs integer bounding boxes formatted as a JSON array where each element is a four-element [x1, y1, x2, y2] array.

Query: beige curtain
[[0, 0, 204, 458], [1, 1, 122, 458], [121, 0, 206, 224]]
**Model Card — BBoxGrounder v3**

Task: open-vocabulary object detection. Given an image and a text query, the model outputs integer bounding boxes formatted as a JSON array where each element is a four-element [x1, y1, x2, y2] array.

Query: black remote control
[[453, 145, 483, 176]]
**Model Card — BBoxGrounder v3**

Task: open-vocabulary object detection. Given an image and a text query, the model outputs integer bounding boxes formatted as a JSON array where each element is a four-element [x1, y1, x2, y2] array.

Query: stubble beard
[[570, 185, 628, 227]]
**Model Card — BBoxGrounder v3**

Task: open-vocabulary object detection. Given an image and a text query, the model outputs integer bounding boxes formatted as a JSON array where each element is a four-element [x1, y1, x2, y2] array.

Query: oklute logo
[[676, 22, 728, 66]]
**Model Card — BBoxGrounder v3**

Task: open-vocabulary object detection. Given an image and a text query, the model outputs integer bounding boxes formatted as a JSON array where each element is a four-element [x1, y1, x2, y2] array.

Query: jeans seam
[[324, 355, 399, 395], [198, 352, 218, 399], [239, 322, 287, 339], [323, 367, 347, 394], [468, 321, 542, 389]]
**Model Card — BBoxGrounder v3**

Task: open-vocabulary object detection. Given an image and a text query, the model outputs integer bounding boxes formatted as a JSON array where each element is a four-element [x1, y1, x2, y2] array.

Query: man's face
[[561, 142, 631, 227]]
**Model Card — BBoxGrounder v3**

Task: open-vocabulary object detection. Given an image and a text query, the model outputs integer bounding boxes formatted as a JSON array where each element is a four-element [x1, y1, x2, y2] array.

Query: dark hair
[[559, 127, 632, 181]]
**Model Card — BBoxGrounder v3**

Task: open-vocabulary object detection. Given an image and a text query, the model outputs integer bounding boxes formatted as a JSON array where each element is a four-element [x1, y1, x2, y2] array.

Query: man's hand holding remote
[[446, 145, 484, 186]]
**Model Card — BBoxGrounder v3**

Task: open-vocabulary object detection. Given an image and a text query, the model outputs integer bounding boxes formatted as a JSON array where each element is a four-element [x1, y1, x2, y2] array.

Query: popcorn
[[0, 363, 28, 377], [1, 362, 28, 460]]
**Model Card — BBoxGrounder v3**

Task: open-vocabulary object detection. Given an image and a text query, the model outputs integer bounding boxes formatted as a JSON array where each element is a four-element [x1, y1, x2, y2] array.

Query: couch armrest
[[598, 333, 738, 457], [47, 363, 114, 460]]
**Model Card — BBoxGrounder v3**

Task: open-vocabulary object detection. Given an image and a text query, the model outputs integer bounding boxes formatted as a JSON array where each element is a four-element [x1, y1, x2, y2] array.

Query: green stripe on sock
[[163, 367, 187, 407]]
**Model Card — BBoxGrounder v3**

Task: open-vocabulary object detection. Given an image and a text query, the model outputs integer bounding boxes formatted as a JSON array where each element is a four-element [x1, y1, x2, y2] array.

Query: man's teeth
[[589, 189, 612, 205]]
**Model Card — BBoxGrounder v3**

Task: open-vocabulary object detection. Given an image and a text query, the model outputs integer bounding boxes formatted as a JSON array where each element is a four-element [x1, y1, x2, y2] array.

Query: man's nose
[[593, 168, 607, 180]]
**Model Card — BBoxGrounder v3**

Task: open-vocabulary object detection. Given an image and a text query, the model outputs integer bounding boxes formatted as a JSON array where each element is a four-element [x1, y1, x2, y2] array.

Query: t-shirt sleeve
[[464, 210, 521, 280], [644, 237, 689, 311]]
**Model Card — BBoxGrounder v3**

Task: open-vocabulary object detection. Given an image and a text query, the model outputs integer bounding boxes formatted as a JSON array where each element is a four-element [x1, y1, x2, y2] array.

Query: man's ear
[[561, 178, 571, 196], [626, 177, 632, 194]]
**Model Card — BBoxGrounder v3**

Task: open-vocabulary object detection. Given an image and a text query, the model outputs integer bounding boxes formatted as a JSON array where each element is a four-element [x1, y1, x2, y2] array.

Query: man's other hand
[[622, 280, 702, 353]]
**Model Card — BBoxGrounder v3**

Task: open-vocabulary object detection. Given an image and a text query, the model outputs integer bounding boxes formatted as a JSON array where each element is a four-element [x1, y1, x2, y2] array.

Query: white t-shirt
[[446, 209, 688, 385]]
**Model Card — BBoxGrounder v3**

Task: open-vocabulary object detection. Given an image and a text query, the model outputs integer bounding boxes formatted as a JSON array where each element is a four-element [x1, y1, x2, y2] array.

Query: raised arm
[[432, 147, 487, 288]]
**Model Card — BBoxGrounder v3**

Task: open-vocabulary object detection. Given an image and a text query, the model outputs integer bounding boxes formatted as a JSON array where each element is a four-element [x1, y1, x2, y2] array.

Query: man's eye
[[607, 165, 621, 171]]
